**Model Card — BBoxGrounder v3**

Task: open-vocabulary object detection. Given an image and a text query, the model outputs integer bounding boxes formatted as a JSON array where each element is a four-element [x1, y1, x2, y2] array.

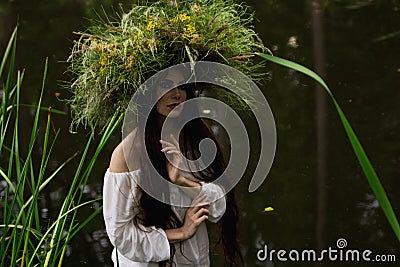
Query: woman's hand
[[181, 195, 211, 239], [160, 134, 202, 197], [160, 135, 185, 185], [164, 195, 210, 243]]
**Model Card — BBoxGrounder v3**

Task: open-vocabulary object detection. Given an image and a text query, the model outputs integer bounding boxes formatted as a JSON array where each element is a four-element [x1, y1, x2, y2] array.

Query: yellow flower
[[100, 57, 107, 66], [99, 56, 108, 71], [182, 24, 196, 38], [178, 13, 191, 22], [170, 13, 191, 24], [146, 20, 158, 31]]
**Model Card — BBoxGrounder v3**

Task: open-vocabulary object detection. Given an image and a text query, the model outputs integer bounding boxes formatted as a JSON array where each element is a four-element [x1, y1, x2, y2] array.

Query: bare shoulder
[[109, 142, 129, 173], [109, 128, 140, 173]]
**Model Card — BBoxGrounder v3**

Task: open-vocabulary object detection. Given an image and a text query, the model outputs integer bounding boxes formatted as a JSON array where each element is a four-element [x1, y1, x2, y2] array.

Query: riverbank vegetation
[[0, 27, 122, 267]]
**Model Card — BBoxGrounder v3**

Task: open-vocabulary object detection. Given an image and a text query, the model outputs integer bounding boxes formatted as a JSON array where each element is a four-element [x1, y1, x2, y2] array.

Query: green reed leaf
[[257, 52, 400, 242]]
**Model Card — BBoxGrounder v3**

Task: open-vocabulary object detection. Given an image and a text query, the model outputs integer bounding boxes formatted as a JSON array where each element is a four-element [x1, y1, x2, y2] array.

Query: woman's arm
[[109, 128, 140, 173], [165, 195, 210, 243], [104, 148, 170, 262], [161, 137, 202, 198], [109, 142, 129, 173], [166, 162, 202, 198], [160, 137, 226, 222]]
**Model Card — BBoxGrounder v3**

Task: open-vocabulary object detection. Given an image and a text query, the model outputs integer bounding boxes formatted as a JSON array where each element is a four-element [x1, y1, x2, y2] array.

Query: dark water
[[1, 0, 399, 266]]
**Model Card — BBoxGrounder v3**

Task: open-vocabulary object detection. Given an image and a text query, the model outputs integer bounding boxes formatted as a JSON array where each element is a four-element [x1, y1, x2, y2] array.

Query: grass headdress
[[66, 0, 269, 132]]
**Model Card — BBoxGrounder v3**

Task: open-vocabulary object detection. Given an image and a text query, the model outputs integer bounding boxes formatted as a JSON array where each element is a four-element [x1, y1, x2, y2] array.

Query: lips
[[167, 103, 180, 109]]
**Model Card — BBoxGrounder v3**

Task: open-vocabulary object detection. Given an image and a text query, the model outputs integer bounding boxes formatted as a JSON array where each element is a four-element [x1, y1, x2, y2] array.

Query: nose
[[170, 87, 181, 99]]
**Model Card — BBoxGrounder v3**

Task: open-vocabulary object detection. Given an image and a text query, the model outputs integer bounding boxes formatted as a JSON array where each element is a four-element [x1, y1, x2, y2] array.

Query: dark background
[[1, 0, 399, 266]]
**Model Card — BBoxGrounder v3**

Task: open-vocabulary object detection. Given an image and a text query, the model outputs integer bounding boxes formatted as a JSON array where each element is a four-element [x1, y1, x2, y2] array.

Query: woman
[[103, 67, 244, 266]]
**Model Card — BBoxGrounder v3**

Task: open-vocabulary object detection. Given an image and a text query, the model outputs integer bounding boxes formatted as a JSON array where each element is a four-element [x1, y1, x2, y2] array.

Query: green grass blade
[[0, 27, 17, 79], [56, 206, 103, 266], [13, 71, 21, 174], [17, 149, 77, 216], [0, 72, 20, 266], [1, 71, 23, 150], [28, 199, 101, 267], [0, 168, 16, 193], [67, 206, 103, 245], [54, 113, 122, 266], [1, 26, 18, 154], [2, 27, 17, 129], [10, 141, 37, 267], [12, 58, 49, 266], [44, 135, 93, 266], [0, 225, 42, 238], [1, 25, 124, 265], [9, 104, 66, 115], [257, 52, 400, 242]]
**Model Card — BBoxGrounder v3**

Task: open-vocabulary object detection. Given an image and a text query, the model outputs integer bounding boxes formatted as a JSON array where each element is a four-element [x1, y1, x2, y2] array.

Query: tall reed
[[0, 26, 122, 266], [258, 52, 400, 242]]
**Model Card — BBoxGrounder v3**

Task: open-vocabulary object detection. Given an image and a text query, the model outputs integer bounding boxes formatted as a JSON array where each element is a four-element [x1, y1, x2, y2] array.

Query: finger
[[169, 134, 180, 147], [161, 146, 181, 156], [193, 200, 210, 210], [192, 194, 208, 206], [188, 202, 210, 216], [188, 204, 201, 214], [166, 150, 180, 154], [161, 147, 180, 153], [191, 208, 209, 221], [195, 215, 209, 224], [196, 202, 211, 208], [160, 140, 176, 148], [190, 203, 211, 218], [160, 144, 175, 149], [195, 208, 210, 216]]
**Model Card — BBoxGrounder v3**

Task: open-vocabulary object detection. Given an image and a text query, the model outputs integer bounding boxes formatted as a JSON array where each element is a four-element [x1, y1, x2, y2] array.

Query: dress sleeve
[[198, 182, 226, 223], [103, 169, 170, 262]]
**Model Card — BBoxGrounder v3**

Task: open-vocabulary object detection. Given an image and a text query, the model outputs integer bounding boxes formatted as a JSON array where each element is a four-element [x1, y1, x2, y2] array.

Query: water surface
[[1, 0, 399, 266]]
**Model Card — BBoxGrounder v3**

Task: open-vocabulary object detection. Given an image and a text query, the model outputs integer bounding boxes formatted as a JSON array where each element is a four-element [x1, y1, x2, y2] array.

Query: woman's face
[[156, 69, 187, 118]]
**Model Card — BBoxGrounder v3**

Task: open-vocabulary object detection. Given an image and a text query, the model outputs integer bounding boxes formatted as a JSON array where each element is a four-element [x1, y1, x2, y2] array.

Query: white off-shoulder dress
[[103, 168, 226, 267]]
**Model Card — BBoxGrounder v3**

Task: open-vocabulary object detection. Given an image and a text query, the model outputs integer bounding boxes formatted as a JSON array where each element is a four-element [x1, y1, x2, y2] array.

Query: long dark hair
[[132, 80, 244, 266]]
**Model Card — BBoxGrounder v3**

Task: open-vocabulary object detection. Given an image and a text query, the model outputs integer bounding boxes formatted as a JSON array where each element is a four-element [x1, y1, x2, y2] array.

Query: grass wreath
[[65, 0, 269, 132]]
